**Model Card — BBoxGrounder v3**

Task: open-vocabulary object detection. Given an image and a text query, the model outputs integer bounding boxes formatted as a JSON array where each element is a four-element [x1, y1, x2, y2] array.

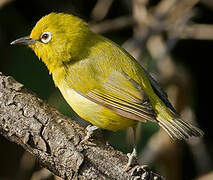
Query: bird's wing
[[142, 68, 176, 113], [76, 70, 156, 122]]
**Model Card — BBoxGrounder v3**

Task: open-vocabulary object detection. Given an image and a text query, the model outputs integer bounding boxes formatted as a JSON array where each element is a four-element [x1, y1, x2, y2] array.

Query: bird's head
[[11, 12, 91, 73]]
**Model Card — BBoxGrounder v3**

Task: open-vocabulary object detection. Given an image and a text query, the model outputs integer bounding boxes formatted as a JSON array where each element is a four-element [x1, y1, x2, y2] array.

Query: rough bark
[[0, 72, 165, 180]]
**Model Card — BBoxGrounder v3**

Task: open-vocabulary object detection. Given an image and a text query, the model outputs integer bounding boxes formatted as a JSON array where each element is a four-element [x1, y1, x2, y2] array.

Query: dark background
[[0, 0, 212, 179]]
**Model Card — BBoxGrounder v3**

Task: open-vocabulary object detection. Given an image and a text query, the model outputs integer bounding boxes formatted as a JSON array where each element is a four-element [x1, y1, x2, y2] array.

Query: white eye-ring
[[41, 32, 52, 43]]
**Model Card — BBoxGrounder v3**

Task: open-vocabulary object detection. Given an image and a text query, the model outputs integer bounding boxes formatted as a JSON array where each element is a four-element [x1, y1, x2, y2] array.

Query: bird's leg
[[125, 126, 138, 171], [126, 147, 137, 170], [80, 125, 99, 144]]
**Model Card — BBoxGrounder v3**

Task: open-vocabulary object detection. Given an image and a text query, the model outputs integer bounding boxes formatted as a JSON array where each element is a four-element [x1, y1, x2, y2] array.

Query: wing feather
[[76, 71, 156, 122], [142, 68, 177, 113]]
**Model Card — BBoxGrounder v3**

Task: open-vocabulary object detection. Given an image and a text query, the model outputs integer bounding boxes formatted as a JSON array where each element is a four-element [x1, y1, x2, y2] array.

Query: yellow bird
[[11, 12, 203, 167]]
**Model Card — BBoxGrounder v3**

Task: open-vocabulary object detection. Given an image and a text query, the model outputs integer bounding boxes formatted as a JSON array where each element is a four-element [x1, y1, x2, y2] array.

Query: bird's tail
[[156, 108, 204, 140]]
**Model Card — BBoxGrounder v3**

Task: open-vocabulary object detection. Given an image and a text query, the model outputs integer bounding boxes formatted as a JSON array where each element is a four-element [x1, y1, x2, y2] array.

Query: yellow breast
[[56, 79, 137, 131]]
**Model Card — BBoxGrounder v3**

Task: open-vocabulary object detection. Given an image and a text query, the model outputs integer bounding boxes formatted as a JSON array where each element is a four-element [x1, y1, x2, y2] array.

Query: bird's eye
[[41, 32, 52, 43]]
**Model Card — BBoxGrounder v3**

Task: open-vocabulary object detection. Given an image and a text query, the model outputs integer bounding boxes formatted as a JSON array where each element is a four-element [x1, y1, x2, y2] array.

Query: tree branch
[[0, 72, 165, 179]]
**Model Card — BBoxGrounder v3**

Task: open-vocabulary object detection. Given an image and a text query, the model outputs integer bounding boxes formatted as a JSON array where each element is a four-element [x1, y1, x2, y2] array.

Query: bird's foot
[[125, 147, 137, 171], [80, 125, 99, 144], [130, 165, 166, 180]]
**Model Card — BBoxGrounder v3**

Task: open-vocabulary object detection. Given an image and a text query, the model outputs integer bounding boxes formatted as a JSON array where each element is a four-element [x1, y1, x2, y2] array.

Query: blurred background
[[0, 0, 213, 179]]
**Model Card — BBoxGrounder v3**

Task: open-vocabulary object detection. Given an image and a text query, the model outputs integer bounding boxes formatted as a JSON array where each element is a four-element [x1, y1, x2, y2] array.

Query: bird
[[11, 12, 204, 169]]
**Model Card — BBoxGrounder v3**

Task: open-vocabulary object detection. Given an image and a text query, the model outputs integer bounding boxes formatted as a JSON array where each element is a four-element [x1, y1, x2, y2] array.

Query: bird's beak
[[10, 36, 37, 45]]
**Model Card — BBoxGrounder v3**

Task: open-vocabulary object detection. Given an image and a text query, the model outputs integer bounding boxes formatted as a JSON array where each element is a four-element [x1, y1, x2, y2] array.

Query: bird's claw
[[80, 125, 99, 144], [125, 147, 137, 171]]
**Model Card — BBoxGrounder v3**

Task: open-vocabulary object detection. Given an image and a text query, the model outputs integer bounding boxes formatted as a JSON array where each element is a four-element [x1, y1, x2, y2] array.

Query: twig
[[90, 0, 114, 22], [195, 171, 213, 180], [201, 0, 213, 10], [180, 24, 213, 40], [90, 16, 134, 34], [0, 0, 13, 8]]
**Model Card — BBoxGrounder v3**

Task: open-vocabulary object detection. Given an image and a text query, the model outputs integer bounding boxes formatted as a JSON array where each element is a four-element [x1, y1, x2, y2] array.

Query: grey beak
[[10, 36, 37, 45]]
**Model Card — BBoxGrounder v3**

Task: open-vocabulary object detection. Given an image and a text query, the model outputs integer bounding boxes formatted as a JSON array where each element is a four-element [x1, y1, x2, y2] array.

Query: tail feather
[[157, 114, 204, 140]]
